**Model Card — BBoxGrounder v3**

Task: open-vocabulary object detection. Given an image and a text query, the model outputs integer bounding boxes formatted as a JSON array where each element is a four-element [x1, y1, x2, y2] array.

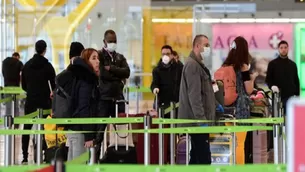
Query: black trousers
[[22, 103, 48, 160], [95, 99, 125, 159], [189, 133, 211, 164]]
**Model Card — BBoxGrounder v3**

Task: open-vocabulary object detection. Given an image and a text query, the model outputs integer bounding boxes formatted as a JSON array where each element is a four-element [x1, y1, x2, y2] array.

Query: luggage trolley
[[209, 107, 236, 165]]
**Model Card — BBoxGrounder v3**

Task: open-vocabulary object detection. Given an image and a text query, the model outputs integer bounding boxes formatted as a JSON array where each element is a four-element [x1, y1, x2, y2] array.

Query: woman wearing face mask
[[63, 48, 100, 160]]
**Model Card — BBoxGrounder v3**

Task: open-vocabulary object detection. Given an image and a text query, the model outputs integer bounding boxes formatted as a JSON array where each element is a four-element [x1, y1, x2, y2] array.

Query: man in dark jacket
[[2, 52, 23, 86], [178, 35, 216, 164], [96, 30, 130, 154], [2, 52, 23, 118], [69, 42, 85, 64], [21, 40, 56, 164], [151, 45, 183, 112], [266, 40, 300, 114], [51, 42, 84, 100], [150, 45, 183, 163]]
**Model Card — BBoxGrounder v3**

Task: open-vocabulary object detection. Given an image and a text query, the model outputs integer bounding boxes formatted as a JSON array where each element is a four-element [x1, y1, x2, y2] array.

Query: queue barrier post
[[4, 114, 13, 166], [272, 92, 280, 164], [53, 158, 65, 172], [279, 102, 286, 164], [135, 86, 140, 114], [11, 94, 17, 164], [158, 106, 164, 165], [170, 102, 176, 165], [144, 112, 152, 166], [88, 147, 96, 165], [185, 133, 190, 166], [36, 109, 43, 165]]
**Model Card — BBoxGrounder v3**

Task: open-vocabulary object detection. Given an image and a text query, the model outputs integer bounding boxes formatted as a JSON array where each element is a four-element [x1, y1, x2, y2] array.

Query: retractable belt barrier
[[0, 116, 284, 125], [0, 86, 287, 169], [0, 164, 286, 172]]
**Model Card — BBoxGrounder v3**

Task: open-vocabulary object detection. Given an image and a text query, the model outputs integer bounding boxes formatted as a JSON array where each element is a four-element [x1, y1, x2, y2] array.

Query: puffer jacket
[[57, 57, 99, 141]]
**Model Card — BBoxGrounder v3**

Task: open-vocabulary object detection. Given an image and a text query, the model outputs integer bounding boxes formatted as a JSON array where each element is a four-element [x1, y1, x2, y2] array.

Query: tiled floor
[[0, 100, 153, 166]]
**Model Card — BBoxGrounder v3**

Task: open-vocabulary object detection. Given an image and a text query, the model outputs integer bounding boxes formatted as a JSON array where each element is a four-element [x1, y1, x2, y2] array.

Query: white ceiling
[[151, 0, 305, 11]]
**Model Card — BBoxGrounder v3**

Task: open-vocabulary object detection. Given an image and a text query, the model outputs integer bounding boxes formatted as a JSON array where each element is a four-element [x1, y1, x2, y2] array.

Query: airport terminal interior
[[0, 0, 305, 171]]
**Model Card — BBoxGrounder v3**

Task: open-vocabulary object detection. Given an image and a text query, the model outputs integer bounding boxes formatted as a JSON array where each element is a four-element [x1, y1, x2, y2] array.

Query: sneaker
[[21, 159, 28, 165]]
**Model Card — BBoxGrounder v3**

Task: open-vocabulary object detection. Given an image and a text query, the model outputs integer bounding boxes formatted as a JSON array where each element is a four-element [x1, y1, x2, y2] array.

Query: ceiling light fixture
[[151, 18, 305, 23]]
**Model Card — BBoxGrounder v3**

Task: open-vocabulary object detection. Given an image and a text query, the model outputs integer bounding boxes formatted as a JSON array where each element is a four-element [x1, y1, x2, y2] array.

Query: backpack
[[52, 71, 77, 123], [214, 66, 238, 106]]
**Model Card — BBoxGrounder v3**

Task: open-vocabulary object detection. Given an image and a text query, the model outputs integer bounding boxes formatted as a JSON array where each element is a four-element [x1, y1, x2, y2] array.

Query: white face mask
[[162, 55, 170, 64], [106, 43, 117, 52], [200, 47, 211, 61]]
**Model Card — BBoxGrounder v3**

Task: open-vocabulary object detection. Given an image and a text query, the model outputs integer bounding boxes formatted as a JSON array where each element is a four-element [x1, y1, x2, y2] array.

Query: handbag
[[99, 123, 137, 164], [99, 146, 137, 164], [44, 114, 68, 163]]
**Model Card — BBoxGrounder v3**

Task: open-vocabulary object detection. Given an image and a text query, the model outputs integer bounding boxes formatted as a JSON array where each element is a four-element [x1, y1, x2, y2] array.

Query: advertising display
[[212, 24, 294, 87], [153, 23, 193, 64]]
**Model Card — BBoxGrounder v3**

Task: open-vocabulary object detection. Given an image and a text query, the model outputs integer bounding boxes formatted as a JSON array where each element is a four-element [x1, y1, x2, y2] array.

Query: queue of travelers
[[1, 29, 299, 165]]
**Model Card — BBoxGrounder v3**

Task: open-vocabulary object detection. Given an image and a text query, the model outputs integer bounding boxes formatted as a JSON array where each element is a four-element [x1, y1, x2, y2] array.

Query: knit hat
[[35, 40, 47, 54], [69, 42, 85, 59]]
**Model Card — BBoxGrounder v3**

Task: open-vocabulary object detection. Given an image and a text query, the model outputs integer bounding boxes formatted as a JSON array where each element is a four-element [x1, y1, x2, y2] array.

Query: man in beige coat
[[178, 34, 216, 164]]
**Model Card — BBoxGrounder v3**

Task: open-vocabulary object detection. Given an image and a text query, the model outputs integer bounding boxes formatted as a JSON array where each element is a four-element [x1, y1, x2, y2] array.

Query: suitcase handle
[[116, 100, 129, 105]]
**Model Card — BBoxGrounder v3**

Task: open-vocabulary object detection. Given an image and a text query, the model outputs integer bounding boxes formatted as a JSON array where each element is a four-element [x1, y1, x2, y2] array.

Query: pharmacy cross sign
[[287, 98, 305, 172], [269, 31, 283, 49]]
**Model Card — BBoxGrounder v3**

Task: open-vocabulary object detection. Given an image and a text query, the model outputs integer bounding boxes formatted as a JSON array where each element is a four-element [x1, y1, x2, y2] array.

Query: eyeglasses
[[162, 53, 171, 56]]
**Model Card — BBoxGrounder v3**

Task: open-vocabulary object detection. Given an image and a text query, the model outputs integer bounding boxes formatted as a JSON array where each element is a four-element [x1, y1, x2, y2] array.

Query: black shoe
[[21, 159, 28, 165]]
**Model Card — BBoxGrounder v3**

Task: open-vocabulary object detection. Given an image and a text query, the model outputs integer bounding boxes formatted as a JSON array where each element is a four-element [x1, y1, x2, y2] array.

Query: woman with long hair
[[222, 36, 258, 164], [63, 48, 100, 160]]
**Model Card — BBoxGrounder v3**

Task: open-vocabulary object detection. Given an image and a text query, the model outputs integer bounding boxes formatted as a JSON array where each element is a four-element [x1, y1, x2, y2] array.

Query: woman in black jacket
[[65, 48, 100, 160]]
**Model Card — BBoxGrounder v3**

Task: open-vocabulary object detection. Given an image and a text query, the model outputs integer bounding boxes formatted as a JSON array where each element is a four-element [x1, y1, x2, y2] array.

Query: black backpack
[[52, 70, 77, 125]]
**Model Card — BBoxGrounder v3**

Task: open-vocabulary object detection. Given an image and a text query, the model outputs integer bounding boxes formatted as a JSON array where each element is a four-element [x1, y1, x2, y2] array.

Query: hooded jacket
[[57, 57, 99, 141], [151, 59, 183, 106], [2, 57, 23, 86], [21, 54, 56, 108]]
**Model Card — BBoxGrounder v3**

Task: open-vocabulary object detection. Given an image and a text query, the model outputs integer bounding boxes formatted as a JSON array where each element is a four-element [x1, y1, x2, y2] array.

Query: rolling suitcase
[[135, 113, 169, 164], [135, 93, 169, 164], [175, 135, 188, 164], [99, 100, 137, 164], [250, 89, 270, 163]]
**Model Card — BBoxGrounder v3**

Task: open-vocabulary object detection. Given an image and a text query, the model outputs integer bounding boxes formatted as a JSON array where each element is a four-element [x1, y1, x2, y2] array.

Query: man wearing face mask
[[150, 45, 183, 164], [178, 35, 216, 164], [96, 30, 130, 156], [151, 45, 183, 113]]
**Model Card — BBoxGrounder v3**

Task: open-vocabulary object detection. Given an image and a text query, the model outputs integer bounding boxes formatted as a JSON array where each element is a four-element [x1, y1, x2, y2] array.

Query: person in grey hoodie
[[178, 34, 216, 164]]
